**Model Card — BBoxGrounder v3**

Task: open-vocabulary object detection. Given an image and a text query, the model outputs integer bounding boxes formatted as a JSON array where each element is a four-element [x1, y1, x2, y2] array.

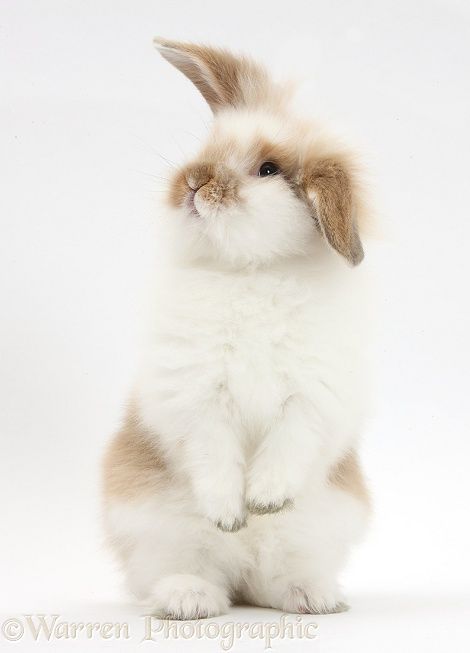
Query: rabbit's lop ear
[[303, 159, 364, 266], [154, 37, 271, 113]]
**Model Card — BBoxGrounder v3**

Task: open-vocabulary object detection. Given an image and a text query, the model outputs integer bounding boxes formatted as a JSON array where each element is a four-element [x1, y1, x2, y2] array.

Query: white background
[[1, 1, 469, 651]]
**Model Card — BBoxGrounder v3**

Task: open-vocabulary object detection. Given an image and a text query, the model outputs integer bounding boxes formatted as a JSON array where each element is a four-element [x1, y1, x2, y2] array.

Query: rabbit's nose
[[187, 163, 214, 191]]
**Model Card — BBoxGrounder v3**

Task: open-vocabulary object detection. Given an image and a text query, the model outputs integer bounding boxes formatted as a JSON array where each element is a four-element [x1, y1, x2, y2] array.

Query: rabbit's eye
[[258, 162, 279, 177]]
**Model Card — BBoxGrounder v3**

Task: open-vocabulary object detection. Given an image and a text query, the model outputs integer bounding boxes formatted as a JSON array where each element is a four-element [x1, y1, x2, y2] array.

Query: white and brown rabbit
[[103, 39, 372, 619]]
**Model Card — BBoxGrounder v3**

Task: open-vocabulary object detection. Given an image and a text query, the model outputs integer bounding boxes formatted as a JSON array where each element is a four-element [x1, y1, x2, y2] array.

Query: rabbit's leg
[[105, 497, 245, 619], [242, 479, 370, 614]]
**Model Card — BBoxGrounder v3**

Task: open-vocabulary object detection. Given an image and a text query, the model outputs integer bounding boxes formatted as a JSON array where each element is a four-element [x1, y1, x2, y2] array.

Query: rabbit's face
[[168, 110, 316, 266], [156, 39, 366, 268]]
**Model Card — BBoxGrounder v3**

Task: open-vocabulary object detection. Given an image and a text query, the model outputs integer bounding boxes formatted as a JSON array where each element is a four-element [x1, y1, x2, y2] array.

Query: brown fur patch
[[300, 158, 364, 265], [254, 139, 299, 178], [168, 167, 190, 209], [196, 134, 302, 179], [186, 163, 216, 191], [102, 408, 167, 501], [169, 161, 239, 210], [155, 38, 269, 110], [197, 176, 239, 207], [155, 38, 285, 113], [328, 451, 370, 505]]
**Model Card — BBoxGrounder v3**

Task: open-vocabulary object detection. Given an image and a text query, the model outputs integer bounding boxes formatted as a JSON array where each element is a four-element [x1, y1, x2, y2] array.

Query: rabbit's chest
[[153, 269, 354, 430], [210, 281, 325, 425]]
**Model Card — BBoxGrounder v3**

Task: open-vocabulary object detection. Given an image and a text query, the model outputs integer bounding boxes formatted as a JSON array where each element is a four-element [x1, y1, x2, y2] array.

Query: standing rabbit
[[103, 39, 372, 619]]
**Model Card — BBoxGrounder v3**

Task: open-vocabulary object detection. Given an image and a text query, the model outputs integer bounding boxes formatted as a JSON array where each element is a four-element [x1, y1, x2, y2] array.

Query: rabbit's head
[[155, 39, 367, 268]]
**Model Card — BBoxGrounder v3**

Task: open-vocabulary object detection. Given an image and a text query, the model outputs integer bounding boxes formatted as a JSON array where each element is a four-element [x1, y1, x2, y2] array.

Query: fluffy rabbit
[[103, 39, 372, 619]]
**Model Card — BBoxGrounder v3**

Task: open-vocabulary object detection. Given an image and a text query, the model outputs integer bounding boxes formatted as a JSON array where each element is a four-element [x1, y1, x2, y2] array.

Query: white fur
[[104, 109, 371, 618]]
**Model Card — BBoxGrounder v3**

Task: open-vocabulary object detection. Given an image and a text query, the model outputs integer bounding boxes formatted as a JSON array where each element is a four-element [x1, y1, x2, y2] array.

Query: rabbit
[[102, 38, 372, 620]]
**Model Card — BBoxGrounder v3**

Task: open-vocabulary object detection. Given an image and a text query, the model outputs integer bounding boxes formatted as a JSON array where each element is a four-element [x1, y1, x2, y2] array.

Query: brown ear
[[304, 159, 364, 266], [154, 37, 270, 113]]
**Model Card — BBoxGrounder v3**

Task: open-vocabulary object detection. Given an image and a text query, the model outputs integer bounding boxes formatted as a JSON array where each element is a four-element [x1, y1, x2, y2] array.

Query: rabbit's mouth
[[186, 189, 199, 217]]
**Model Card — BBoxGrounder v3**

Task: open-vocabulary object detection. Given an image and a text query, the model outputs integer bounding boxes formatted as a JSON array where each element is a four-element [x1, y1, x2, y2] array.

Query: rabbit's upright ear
[[154, 38, 270, 113], [302, 159, 364, 266]]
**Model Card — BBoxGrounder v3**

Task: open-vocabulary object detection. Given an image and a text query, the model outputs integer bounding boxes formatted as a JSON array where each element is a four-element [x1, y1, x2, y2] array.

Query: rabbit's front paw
[[198, 492, 247, 532], [193, 465, 247, 532], [246, 468, 294, 516], [213, 512, 247, 533]]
